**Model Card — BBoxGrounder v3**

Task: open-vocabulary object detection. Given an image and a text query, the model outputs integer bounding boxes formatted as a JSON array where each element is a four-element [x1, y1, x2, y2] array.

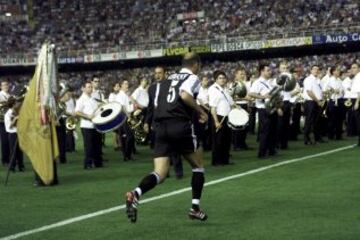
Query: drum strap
[[215, 86, 231, 106]]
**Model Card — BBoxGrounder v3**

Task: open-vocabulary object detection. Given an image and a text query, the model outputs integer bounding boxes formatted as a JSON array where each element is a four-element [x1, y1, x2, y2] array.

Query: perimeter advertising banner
[[313, 33, 360, 44]]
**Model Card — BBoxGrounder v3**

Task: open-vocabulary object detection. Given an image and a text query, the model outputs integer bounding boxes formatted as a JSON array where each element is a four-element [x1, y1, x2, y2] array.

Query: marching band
[[1, 60, 360, 178]]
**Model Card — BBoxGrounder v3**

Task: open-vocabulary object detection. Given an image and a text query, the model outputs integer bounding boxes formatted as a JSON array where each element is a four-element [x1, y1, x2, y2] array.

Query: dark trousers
[[232, 104, 249, 149], [248, 106, 257, 134], [56, 118, 67, 163], [289, 102, 302, 140], [258, 109, 277, 158], [277, 101, 291, 149], [212, 116, 232, 165], [0, 122, 9, 165], [81, 128, 102, 168], [195, 110, 212, 151], [354, 109, 360, 145], [304, 101, 321, 143], [8, 133, 23, 170], [328, 99, 345, 140], [66, 130, 75, 152], [119, 122, 135, 160], [345, 99, 357, 136]]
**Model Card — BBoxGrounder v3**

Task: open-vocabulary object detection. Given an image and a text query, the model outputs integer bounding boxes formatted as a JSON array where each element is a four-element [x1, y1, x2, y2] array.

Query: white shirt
[[303, 74, 322, 101], [0, 91, 10, 102], [197, 86, 209, 106], [178, 68, 201, 97], [209, 83, 234, 116], [351, 72, 360, 95], [75, 93, 99, 129], [250, 77, 273, 109], [320, 74, 331, 90], [290, 82, 301, 103], [342, 77, 357, 99], [131, 86, 149, 108], [108, 92, 117, 102], [65, 98, 76, 114], [4, 109, 16, 133], [92, 89, 105, 102], [115, 90, 134, 113], [327, 76, 344, 100]]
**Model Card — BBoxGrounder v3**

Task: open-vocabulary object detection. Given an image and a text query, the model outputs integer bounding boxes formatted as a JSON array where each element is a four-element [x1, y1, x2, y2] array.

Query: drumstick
[[215, 115, 226, 133]]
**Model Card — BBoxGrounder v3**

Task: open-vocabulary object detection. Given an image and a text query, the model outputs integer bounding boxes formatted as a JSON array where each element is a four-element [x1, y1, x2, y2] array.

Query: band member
[[0, 80, 10, 166], [277, 61, 292, 149], [116, 80, 135, 161], [91, 76, 106, 149], [65, 91, 76, 152], [196, 76, 212, 151], [350, 62, 360, 146], [108, 83, 120, 102], [231, 66, 251, 150], [249, 62, 278, 158], [4, 100, 24, 172], [209, 70, 235, 166], [75, 82, 103, 169], [131, 78, 150, 110], [108, 83, 121, 150], [56, 92, 69, 164], [247, 73, 257, 135], [343, 68, 358, 136], [303, 65, 323, 145], [125, 53, 208, 222], [289, 68, 303, 141], [326, 66, 345, 140], [144, 67, 183, 178]]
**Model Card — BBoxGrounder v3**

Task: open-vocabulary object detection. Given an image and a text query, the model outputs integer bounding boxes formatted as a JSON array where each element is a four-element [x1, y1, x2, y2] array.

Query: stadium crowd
[[1, 0, 359, 54], [2, 52, 359, 97]]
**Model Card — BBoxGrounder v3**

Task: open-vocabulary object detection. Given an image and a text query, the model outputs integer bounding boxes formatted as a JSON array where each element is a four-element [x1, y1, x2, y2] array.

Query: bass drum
[[227, 108, 249, 130], [92, 102, 127, 133]]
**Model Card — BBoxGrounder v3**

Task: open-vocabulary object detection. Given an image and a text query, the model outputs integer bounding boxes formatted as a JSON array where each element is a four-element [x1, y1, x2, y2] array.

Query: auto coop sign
[[312, 33, 360, 44]]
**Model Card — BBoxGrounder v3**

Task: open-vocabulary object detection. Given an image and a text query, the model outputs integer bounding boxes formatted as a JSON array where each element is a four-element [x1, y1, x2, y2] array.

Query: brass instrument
[[229, 81, 247, 99], [265, 73, 296, 113], [127, 109, 147, 144], [65, 116, 79, 130], [344, 98, 353, 108]]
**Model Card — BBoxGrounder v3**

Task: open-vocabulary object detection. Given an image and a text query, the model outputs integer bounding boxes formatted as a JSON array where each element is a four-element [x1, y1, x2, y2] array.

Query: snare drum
[[227, 108, 249, 130], [92, 102, 127, 133]]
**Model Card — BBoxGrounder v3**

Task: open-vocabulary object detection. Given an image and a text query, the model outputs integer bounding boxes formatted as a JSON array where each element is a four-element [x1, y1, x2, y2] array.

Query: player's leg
[[183, 148, 207, 221], [125, 157, 170, 222]]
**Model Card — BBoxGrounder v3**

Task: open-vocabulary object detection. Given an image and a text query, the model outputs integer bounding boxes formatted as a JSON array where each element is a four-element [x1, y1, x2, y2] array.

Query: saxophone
[[127, 109, 147, 144]]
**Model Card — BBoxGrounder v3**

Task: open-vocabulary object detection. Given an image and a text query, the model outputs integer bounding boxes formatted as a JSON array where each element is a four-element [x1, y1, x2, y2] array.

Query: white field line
[[1, 144, 355, 240]]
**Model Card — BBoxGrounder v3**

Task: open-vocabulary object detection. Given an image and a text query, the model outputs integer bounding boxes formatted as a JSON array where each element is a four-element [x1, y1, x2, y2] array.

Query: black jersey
[[154, 69, 200, 122]]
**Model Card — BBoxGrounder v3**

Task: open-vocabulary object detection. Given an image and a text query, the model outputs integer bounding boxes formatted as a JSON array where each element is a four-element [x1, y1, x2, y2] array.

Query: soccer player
[[125, 53, 208, 223]]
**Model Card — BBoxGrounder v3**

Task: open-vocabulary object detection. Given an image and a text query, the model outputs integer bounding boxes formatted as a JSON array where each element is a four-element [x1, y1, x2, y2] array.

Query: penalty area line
[[0, 144, 355, 240]]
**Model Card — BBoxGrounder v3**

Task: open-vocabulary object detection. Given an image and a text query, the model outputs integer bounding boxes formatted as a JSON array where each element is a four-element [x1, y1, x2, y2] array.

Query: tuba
[[229, 81, 247, 99], [127, 109, 147, 144], [265, 73, 296, 113]]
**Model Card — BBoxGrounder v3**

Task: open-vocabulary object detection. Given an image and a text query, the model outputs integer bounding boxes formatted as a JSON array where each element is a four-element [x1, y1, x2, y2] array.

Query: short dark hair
[[330, 66, 338, 75], [82, 81, 92, 88], [92, 75, 100, 81], [213, 70, 227, 80], [182, 53, 201, 68], [311, 64, 320, 70], [258, 62, 269, 73], [235, 65, 246, 74]]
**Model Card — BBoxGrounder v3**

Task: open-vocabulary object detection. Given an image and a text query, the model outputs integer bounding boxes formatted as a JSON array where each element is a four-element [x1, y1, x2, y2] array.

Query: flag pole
[[4, 138, 19, 186]]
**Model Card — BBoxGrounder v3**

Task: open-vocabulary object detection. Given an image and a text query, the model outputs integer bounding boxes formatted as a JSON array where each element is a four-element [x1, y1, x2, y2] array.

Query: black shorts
[[153, 119, 198, 158]]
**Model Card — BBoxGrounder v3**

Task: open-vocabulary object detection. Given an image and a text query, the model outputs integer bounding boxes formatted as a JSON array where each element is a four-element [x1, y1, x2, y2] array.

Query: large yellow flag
[[17, 44, 59, 185]]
